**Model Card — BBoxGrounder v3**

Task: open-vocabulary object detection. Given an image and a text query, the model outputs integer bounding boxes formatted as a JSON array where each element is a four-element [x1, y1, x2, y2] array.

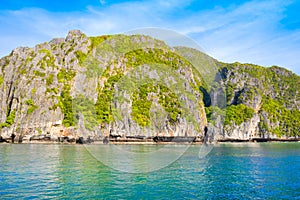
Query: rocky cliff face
[[210, 62, 300, 140], [0, 30, 90, 141], [174, 47, 300, 140], [0, 30, 207, 141], [0, 30, 299, 142]]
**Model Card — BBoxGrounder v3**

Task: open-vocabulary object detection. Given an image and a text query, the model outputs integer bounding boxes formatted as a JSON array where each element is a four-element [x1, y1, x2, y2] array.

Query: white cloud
[[177, 0, 300, 73], [99, 0, 106, 5], [0, 0, 299, 74]]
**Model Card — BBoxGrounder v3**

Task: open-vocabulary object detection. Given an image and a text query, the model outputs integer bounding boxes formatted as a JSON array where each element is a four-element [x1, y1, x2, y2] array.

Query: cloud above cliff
[[0, 0, 299, 74]]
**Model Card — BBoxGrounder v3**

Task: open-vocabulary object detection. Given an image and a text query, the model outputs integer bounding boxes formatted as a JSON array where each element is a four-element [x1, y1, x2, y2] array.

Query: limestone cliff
[[0, 30, 299, 142], [0, 30, 207, 141], [218, 63, 300, 140], [175, 47, 300, 141]]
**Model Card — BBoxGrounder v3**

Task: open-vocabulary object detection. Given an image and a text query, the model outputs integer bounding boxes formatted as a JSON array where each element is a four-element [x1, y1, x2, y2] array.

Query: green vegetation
[[84, 57, 103, 78], [0, 33, 298, 139], [56, 69, 76, 127], [158, 85, 182, 124], [81, 34, 170, 77], [220, 62, 299, 108], [31, 87, 37, 96], [65, 45, 75, 56], [0, 110, 16, 128], [25, 99, 34, 105], [75, 35, 111, 66], [46, 87, 58, 94], [25, 99, 38, 114], [261, 98, 300, 137], [218, 61, 299, 136], [57, 69, 76, 83], [131, 97, 152, 127], [46, 74, 54, 86], [205, 106, 226, 125], [205, 103, 254, 127], [123, 48, 206, 90], [225, 104, 255, 125], [0, 75, 3, 86], [73, 95, 98, 130], [39, 49, 51, 54], [37, 49, 57, 70], [48, 104, 59, 111], [174, 47, 218, 89], [25, 53, 34, 65], [94, 47, 205, 127], [89, 34, 168, 56], [33, 70, 46, 77], [58, 84, 74, 127], [131, 84, 182, 127], [75, 51, 87, 65], [95, 74, 122, 124], [19, 68, 27, 75], [89, 35, 110, 50], [36, 128, 42, 134]]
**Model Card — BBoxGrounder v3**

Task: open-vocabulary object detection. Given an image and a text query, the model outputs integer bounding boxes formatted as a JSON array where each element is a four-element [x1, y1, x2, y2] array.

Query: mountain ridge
[[0, 30, 299, 143]]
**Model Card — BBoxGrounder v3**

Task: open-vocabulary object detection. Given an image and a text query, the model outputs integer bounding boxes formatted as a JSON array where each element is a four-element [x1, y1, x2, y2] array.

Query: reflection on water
[[86, 144, 194, 173], [0, 143, 299, 199]]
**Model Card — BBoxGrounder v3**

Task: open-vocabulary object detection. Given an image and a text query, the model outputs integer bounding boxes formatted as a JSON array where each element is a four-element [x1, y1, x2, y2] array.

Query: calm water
[[0, 143, 300, 199]]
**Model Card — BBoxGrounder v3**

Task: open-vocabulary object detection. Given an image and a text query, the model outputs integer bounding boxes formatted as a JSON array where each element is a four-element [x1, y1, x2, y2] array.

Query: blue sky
[[0, 0, 299, 74]]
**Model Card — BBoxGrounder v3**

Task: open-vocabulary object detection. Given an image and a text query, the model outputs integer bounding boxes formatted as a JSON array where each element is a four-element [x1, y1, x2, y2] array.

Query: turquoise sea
[[0, 143, 299, 199]]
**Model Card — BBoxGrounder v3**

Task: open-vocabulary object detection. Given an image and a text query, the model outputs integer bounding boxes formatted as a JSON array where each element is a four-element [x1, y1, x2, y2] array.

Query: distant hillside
[[0, 30, 299, 142], [177, 47, 299, 140]]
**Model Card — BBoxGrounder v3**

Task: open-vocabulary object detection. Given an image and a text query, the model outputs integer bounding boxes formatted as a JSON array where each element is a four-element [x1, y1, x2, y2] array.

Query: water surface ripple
[[0, 143, 299, 199]]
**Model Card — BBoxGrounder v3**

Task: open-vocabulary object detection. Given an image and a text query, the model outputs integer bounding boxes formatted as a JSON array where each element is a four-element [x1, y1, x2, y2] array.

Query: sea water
[[0, 143, 299, 199]]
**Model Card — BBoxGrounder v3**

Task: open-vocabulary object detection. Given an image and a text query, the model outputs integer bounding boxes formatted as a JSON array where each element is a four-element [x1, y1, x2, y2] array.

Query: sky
[[0, 0, 299, 74]]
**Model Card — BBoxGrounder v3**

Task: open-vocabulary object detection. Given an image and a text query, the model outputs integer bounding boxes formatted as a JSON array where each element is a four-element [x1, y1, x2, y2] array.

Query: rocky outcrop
[[0, 30, 299, 143], [0, 30, 208, 142], [206, 63, 300, 141], [0, 30, 90, 141]]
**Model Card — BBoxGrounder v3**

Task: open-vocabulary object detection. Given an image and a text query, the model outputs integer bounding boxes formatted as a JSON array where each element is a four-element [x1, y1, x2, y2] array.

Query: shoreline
[[1, 138, 299, 145], [1, 134, 300, 145]]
